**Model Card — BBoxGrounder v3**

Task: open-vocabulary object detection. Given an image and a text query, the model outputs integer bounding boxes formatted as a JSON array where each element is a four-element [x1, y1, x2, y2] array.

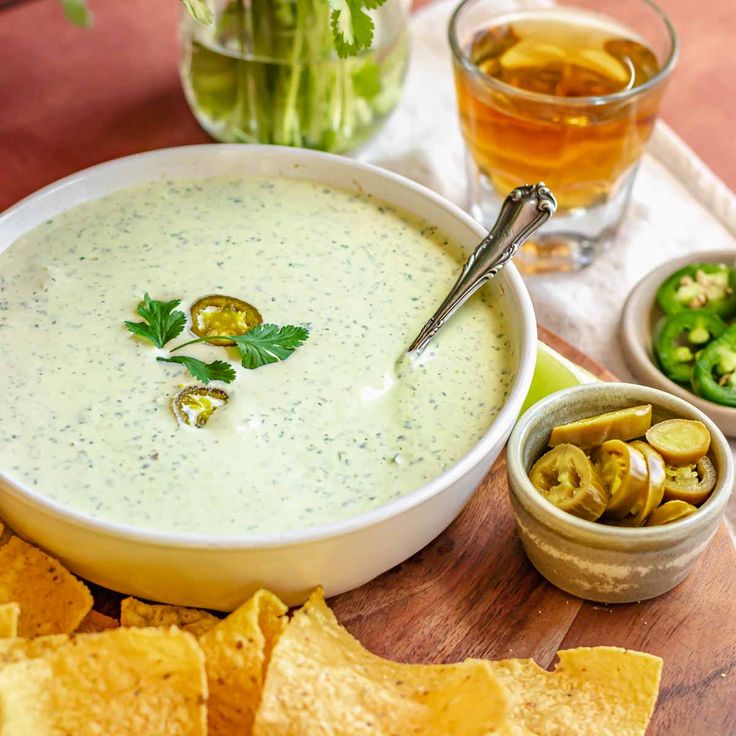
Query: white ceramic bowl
[[621, 250, 736, 437], [0, 145, 537, 610]]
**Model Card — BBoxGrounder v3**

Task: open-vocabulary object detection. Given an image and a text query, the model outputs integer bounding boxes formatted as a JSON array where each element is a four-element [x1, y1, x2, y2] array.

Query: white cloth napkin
[[358, 0, 736, 530]]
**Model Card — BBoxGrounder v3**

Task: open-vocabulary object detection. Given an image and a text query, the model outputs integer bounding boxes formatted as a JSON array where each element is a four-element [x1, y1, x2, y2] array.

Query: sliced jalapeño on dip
[[173, 386, 229, 428], [190, 295, 263, 346]]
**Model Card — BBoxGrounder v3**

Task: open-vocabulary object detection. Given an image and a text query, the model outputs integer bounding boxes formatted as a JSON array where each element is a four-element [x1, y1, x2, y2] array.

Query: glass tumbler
[[449, 0, 678, 272]]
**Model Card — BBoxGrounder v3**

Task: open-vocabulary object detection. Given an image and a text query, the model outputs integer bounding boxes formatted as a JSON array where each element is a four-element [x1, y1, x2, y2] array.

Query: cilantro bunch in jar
[[61, 0, 409, 152], [180, 0, 410, 151]]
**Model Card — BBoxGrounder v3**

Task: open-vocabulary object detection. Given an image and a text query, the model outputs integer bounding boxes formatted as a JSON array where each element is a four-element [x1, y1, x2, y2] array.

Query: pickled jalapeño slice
[[617, 441, 666, 526], [645, 418, 711, 465], [593, 439, 648, 519], [663, 456, 716, 505], [646, 500, 698, 526], [173, 386, 229, 428], [549, 405, 652, 449], [190, 295, 263, 346], [529, 444, 608, 521]]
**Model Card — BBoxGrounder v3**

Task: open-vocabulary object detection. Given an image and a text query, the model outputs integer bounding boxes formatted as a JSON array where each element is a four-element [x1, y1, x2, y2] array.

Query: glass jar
[[179, 0, 410, 153]]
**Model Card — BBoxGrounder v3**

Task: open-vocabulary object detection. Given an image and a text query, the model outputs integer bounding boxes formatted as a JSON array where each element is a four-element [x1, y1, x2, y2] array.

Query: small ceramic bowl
[[620, 249, 736, 437], [507, 383, 734, 603]]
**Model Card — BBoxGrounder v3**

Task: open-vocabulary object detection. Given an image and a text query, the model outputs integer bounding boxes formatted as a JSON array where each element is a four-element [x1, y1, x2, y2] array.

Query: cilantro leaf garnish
[[230, 324, 311, 369], [170, 324, 310, 370], [157, 356, 236, 385], [125, 294, 187, 349]]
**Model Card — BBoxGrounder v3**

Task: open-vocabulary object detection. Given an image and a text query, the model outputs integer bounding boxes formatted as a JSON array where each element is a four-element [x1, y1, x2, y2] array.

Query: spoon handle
[[407, 183, 557, 353]]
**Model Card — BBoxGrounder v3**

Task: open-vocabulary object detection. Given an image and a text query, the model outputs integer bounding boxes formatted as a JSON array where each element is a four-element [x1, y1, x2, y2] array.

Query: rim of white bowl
[[508, 382, 734, 542], [0, 144, 537, 550]]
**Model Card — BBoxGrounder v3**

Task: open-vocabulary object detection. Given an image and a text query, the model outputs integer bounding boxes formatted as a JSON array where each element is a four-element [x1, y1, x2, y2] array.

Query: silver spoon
[[407, 182, 557, 353]]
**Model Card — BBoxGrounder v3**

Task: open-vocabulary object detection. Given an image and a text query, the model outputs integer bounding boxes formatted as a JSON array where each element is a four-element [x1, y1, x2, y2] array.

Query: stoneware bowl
[[507, 382, 734, 603], [0, 145, 537, 610], [620, 249, 736, 437]]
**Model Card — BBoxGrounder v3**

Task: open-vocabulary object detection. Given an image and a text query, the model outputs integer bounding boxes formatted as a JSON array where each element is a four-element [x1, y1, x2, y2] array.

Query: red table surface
[[1, 0, 205, 213], [1, 0, 735, 215]]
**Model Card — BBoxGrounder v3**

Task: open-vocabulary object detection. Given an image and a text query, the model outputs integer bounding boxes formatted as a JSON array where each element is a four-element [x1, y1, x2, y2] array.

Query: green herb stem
[[170, 336, 235, 352]]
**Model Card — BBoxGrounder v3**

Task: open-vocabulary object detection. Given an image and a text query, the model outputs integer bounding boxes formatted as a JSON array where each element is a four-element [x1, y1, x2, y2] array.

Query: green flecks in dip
[[0, 177, 515, 536]]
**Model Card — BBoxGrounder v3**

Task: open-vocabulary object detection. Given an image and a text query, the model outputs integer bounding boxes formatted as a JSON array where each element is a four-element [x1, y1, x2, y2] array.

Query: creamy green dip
[[0, 177, 514, 536]]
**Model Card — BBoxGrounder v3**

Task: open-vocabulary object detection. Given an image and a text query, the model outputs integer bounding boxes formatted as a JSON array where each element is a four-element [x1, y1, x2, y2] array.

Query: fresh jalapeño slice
[[654, 310, 727, 384], [656, 263, 736, 318], [190, 295, 263, 346], [173, 386, 229, 428], [691, 325, 736, 407]]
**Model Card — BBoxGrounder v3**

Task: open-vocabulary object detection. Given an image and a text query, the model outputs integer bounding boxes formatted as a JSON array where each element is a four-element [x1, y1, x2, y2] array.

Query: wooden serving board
[[92, 326, 736, 735]]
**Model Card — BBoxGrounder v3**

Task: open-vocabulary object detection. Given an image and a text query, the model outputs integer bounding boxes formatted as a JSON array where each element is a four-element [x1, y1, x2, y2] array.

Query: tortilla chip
[[76, 609, 119, 633], [0, 634, 71, 665], [0, 537, 92, 637], [253, 589, 509, 736], [121, 597, 219, 637], [489, 646, 662, 736], [0, 627, 207, 735], [0, 603, 20, 639], [200, 589, 288, 736]]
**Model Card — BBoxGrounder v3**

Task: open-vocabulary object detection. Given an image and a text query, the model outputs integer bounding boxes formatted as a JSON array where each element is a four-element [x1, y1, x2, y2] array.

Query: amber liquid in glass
[[455, 12, 662, 212]]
